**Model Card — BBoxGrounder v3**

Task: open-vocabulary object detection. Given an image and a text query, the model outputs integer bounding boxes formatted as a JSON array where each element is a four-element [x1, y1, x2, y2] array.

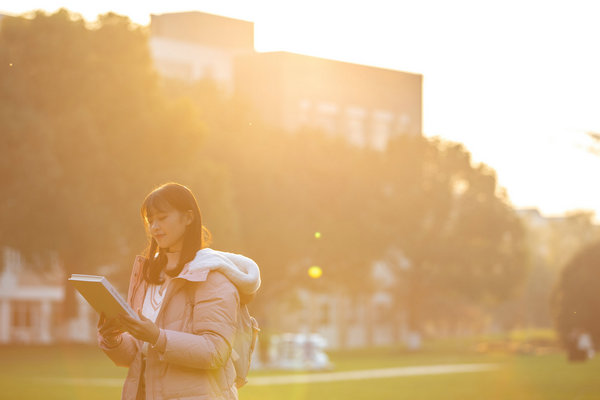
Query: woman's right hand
[[98, 313, 123, 346]]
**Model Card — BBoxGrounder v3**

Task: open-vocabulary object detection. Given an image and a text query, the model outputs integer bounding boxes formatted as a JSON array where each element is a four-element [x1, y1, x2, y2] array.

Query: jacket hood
[[187, 248, 243, 272], [181, 248, 261, 297]]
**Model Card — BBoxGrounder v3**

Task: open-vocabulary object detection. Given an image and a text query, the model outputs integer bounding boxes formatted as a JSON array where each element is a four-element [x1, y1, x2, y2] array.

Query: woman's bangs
[[142, 191, 172, 222]]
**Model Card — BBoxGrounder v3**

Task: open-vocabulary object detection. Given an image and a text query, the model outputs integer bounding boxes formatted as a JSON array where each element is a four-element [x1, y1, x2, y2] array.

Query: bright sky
[[3, 0, 600, 219]]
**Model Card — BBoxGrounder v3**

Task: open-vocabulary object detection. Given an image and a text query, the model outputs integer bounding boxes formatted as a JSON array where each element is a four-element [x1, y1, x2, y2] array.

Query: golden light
[[308, 265, 322, 279], [314, 232, 321, 239]]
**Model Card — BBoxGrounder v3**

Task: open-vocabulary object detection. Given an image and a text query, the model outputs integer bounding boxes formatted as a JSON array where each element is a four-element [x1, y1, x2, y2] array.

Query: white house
[[0, 247, 95, 344]]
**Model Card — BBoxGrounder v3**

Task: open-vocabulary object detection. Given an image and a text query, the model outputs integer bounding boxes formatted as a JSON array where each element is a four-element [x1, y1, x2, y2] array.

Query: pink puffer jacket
[[99, 253, 242, 400]]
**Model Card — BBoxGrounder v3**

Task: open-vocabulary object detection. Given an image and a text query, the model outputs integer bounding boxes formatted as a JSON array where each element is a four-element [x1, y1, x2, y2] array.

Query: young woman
[[97, 182, 260, 400]]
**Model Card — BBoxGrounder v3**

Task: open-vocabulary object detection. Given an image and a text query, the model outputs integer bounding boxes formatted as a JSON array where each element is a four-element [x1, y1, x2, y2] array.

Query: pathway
[[38, 363, 498, 387]]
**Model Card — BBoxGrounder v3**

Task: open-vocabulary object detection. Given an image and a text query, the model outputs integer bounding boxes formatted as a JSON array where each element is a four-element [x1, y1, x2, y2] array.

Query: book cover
[[68, 274, 138, 320]]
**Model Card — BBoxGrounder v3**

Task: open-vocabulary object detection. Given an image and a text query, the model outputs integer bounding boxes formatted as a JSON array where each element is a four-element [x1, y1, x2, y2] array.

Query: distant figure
[[269, 333, 332, 371], [577, 332, 595, 360], [406, 331, 422, 351], [567, 327, 595, 362], [97, 182, 260, 399]]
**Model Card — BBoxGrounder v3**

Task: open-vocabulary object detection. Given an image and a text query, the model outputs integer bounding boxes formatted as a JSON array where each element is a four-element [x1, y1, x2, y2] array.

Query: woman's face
[[146, 204, 192, 252]]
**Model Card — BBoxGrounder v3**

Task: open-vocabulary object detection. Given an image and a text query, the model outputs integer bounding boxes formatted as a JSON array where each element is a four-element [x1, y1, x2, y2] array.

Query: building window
[[154, 59, 193, 81], [315, 101, 339, 134], [319, 303, 331, 326], [11, 301, 34, 328], [346, 297, 358, 325], [298, 99, 312, 126], [371, 110, 394, 150], [345, 106, 367, 147], [395, 113, 412, 135], [373, 303, 392, 324]]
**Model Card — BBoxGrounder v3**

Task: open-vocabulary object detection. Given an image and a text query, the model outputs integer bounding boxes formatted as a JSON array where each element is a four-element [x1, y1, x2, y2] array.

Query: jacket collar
[[134, 250, 213, 284], [175, 265, 209, 282]]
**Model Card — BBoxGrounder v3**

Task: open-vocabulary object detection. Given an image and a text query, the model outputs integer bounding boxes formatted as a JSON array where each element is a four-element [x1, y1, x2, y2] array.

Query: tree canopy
[[552, 241, 600, 350], [0, 9, 206, 281]]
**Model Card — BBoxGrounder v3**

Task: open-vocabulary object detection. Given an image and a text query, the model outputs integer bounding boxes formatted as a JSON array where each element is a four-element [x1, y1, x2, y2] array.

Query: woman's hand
[[118, 309, 160, 345], [98, 313, 123, 347]]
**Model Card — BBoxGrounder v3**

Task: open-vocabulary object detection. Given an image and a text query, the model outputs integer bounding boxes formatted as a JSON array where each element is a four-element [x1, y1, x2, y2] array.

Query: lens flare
[[308, 265, 322, 279], [314, 232, 321, 239]]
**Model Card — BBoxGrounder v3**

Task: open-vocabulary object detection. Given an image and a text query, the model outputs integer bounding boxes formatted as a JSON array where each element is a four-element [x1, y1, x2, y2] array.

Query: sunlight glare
[[308, 266, 322, 279]]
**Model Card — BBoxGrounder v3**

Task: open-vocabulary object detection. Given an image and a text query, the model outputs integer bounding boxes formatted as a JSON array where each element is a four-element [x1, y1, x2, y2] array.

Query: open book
[[68, 274, 138, 320]]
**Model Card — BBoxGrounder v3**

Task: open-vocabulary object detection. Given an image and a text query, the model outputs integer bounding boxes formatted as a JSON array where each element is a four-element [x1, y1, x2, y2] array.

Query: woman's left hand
[[118, 309, 160, 344]]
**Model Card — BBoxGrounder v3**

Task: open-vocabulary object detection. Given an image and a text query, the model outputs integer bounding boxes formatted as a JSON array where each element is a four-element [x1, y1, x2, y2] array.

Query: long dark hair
[[140, 182, 212, 284]]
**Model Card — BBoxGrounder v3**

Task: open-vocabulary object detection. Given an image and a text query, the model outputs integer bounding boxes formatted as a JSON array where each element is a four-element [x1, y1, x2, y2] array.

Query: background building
[[0, 247, 93, 344], [235, 51, 422, 150], [149, 11, 422, 150], [150, 11, 254, 91]]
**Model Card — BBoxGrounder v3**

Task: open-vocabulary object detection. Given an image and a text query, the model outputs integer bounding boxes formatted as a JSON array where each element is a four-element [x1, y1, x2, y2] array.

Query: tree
[[374, 135, 528, 335], [0, 10, 212, 294], [493, 210, 600, 331], [552, 241, 600, 353]]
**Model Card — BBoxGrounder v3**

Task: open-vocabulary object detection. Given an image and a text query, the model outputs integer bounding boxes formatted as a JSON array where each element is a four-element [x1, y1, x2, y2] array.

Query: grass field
[[1, 341, 598, 400]]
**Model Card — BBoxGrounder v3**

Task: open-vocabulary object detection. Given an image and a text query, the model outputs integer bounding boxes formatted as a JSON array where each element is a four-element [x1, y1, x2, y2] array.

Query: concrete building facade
[[149, 11, 422, 150], [150, 12, 254, 92], [234, 51, 422, 150]]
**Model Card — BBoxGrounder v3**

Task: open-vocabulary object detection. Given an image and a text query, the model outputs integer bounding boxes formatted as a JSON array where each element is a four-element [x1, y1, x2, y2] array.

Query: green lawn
[[1, 342, 598, 400]]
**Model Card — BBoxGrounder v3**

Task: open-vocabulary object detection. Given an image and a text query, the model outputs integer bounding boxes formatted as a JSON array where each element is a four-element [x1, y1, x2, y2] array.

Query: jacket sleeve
[[153, 272, 239, 370], [97, 256, 143, 367], [98, 332, 140, 367]]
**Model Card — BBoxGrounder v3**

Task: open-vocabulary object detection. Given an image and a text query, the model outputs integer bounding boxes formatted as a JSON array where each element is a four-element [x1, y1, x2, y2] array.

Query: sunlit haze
[[4, 0, 600, 219]]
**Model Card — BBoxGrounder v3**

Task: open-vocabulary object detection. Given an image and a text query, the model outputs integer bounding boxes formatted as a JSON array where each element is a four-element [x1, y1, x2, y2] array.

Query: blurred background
[[0, 2, 599, 399]]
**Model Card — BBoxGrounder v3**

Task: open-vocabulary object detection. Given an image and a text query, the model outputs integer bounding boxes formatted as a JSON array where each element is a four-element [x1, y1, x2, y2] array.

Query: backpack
[[231, 303, 260, 388]]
